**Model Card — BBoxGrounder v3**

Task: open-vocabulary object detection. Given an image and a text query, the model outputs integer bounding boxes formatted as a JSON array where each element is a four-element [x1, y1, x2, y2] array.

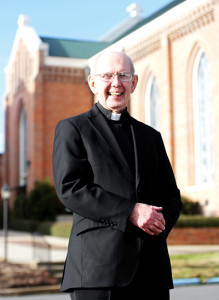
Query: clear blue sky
[[0, 0, 172, 153]]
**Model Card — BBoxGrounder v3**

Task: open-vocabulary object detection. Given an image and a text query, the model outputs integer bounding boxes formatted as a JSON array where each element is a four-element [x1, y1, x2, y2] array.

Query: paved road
[[171, 284, 219, 299], [1, 285, 219, 300]]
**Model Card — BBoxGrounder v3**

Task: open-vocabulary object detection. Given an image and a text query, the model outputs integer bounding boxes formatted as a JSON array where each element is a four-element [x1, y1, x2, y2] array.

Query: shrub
[[8, 219, 72, 237], [9, 218, 39, 232], [27, 180, 64, 221], [181, 196, 202, 215], [37, 221, 52, 236], [13, 193, 29, 219], [175, 215, 219, 228]]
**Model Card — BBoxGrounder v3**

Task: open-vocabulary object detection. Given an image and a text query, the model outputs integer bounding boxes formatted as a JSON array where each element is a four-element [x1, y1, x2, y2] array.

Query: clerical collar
[[111, 112, 121, 121], [96, 102, 128, 122]]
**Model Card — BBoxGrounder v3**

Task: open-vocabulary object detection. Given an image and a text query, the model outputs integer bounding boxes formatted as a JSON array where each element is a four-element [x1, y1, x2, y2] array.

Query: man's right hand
[[129, 203, 166, 235]]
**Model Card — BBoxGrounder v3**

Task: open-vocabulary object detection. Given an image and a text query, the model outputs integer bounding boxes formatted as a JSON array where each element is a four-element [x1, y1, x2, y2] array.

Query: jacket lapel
[[87, 106, 134, 178], [130, 120, 142, 188]]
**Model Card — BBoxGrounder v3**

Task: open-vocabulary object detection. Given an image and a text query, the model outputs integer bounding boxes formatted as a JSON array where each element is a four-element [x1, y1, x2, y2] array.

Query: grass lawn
[[170, 252, 219, 282]]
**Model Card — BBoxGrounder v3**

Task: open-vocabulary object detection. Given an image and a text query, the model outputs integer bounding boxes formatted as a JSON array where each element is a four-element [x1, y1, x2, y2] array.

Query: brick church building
[[1, 0, 219, 215]]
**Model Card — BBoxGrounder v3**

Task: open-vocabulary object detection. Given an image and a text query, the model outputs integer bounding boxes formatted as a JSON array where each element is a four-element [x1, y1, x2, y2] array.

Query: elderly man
[[53, 51, 181, 300]]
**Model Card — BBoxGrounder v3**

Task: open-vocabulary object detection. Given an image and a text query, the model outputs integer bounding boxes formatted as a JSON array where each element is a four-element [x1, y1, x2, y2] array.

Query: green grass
[[170, 252, 219, 282]]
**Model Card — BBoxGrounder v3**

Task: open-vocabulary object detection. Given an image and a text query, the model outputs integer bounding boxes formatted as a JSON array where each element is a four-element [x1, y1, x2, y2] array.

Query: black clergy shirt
[[96, 102, 135, 175]]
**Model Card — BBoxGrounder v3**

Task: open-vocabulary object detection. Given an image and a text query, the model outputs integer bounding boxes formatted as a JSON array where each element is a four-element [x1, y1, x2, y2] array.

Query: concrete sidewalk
[[0, 230, 68, 263], [168, 244, 219, 255], [1, 230, 219, 263]]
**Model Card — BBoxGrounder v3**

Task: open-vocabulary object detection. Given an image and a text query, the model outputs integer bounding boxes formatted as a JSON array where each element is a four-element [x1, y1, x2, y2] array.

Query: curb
[[206, 277, 219, 284], [173, 277, 219, 287], [173, 278, 201, 287]]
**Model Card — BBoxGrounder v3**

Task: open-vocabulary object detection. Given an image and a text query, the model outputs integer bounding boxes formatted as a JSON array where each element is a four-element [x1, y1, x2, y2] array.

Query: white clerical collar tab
[[111, 112, 121, 121]]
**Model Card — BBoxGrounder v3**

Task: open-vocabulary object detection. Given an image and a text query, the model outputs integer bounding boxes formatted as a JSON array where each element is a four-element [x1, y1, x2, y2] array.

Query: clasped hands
[[129, 203, 165, 236]]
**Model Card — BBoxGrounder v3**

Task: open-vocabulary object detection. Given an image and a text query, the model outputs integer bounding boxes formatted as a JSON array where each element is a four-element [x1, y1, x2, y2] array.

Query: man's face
[[88, 52, 138, 113]]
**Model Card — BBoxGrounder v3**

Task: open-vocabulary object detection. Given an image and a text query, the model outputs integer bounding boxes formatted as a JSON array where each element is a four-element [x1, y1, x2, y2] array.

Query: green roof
[[111, 0, 186, 42], [40, 37, 110, 58]]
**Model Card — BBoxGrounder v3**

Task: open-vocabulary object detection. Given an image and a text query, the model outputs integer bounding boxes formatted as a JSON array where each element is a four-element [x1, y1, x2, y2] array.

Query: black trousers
[[70, 287, 170, 300]]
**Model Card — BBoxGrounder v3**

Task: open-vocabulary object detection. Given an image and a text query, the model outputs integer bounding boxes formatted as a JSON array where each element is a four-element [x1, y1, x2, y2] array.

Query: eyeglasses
[[93, 72, 133, 82]]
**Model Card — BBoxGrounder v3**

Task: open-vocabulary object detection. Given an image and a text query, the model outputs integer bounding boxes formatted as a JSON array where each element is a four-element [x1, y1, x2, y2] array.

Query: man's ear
[[88, 75, 96, 94], [131, 74, 138, 93]]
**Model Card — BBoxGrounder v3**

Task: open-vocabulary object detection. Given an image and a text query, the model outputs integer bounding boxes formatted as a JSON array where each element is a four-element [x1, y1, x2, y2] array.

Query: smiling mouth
[[108, 92, 123, 96]]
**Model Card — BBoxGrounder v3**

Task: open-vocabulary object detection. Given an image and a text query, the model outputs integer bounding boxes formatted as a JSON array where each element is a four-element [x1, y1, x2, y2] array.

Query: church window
[[145, 74, 159, 130], [19, 108, 27, 187], [193, 51, 214, 185]]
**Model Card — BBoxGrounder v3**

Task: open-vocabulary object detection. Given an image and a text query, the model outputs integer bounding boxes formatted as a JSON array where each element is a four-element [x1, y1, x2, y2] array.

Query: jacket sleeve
[[52, 119, 135, 232], [156, 132, 182, 238]]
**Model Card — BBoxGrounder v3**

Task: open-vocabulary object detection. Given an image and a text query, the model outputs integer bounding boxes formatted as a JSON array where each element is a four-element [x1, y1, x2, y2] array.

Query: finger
[[154, 220, 165, 231], [143, 226, 163, 236], [141, 214, 165, 232], [149, 224, 163, 234], [150, 206, 163, 211], [140, 220, 165, 235], [142, 226, 156, 236], [139, 211, 165, 229], [154, 211, 165, 225]]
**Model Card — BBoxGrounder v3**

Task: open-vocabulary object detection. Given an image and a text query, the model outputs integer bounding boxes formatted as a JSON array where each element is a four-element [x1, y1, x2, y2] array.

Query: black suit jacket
[[53, 104, 181, 291]]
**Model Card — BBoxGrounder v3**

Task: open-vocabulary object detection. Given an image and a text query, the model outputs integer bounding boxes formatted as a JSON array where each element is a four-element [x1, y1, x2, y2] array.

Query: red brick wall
[[3, 55, 93, 207], [27, 68, 93, 192], [167, 227, 219, 245], [40, 76, 92, 188]]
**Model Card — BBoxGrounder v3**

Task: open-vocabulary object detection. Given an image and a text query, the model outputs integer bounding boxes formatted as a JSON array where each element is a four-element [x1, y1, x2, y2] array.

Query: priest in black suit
[[53, 51, 181, 300]]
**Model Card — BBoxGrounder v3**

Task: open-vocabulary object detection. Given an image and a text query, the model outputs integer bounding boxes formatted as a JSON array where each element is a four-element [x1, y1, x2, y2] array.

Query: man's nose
[[111, 74, 121, 85]]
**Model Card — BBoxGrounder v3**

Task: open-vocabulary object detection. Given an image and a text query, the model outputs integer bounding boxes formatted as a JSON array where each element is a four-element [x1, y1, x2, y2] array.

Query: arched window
[[19, 108, 27, 187], [145, 74, 159, 130], [193, 51, 214, 185]]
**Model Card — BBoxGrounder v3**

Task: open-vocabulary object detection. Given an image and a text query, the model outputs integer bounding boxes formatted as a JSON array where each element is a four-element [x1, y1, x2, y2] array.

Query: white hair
[[90, 51, 135, 75]]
